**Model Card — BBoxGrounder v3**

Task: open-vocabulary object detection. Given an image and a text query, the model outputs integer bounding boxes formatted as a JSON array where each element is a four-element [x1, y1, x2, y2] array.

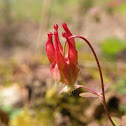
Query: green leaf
[[116, 3, 126, 15], [112, 117, 121, 126], [100, 38, 126, 60]]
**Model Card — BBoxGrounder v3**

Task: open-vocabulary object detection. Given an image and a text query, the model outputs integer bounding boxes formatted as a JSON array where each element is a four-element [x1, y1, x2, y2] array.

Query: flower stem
[[69, 35, 116, 126], [74, 84, 103, 99]]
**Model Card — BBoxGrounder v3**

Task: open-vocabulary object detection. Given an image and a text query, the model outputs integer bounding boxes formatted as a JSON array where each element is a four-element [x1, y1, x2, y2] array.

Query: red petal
[[63, 63, 78, 86], [54, 24, 63, 54], [54, 31, 65, 70], [46, 32, 55, 63], [62, 32, 78, 65], [67, 38, 78, 65], [69, 63, 78, 84], [62, 22, 75, 47], [50, 62, 61, 82]]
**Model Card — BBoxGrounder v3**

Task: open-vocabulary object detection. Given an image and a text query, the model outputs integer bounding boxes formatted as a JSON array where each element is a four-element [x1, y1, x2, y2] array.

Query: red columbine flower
[[46, 23, 116, 126], [46, 23, 78, 87]]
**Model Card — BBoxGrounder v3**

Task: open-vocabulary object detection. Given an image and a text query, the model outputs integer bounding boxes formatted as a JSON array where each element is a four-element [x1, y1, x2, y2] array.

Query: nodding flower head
[[46, 23, 116, 126], [46, 23, 78, 87]]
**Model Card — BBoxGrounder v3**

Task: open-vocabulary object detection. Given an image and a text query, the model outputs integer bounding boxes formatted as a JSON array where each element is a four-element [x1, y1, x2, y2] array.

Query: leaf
[[122, 115, 126, 126], [99, 83, 111, 94], [75, 84, 103, 99], [79, 92, 98, 98], [104, 83, 111, 92], [101, 38, 126, 55], [100, 37, 126, 60], [116, 3, 126, 15], [112, 117, 121, 126], [59, 86, 75, 94], [112, 115, 126, 126]]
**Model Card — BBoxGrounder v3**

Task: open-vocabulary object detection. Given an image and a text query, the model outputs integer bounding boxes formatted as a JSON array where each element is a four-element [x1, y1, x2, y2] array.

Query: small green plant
[[116, 79, 126, 94], [101, 37, 126, 60]]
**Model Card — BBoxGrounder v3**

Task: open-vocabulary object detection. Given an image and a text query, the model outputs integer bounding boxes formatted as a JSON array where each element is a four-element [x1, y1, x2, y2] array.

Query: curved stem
[[74, 84, 103, 99], [69, 35, 116, 126]]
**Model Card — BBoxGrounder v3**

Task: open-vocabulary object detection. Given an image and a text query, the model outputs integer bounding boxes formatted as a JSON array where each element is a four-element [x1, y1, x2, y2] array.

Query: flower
[[46, 23, 78, 87], [46, 23, 116, 126]]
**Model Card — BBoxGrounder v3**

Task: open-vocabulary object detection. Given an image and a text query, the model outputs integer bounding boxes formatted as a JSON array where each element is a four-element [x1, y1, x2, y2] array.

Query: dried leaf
[[99, 83, 111, 94], [79, 92, 98, 98], [104, 83, 111, 92]]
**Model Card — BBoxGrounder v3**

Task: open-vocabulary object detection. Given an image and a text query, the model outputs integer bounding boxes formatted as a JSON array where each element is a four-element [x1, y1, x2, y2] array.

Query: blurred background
[[0, 0, 126, 126]]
